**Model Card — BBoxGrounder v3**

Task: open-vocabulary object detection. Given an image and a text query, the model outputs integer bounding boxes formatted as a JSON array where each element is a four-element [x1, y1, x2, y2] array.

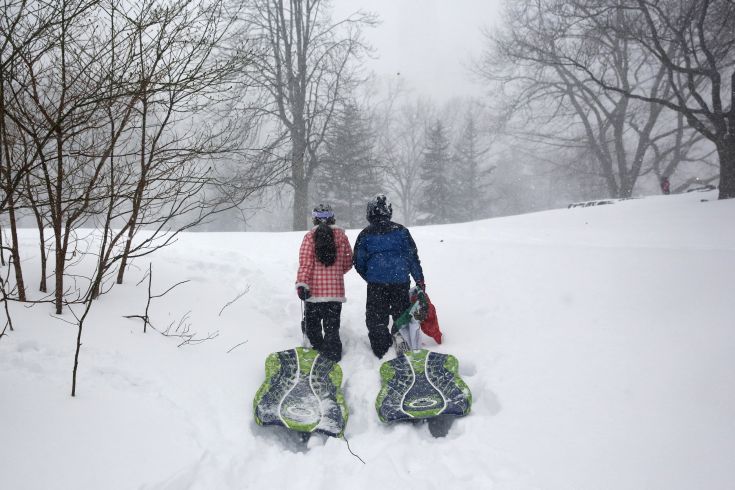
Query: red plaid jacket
[[296, 226, 353, 302]]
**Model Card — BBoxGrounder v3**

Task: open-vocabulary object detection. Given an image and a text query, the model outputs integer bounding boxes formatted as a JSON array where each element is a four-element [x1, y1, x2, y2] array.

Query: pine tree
[[453, 113, 493, 221], [315, 103, 383, 228], [419, 120, 454, 224]]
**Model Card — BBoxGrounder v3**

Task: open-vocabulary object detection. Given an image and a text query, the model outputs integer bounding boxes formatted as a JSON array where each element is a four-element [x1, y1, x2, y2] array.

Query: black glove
[[297, 285, 311, 301], [416, 281, 426, 293]]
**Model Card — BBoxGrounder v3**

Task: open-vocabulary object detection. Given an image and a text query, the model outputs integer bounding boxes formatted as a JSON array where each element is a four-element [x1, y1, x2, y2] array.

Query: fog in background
[[227, 0, 721, 232], [1, 0, 726, 241], [333, 0, 502, 101]]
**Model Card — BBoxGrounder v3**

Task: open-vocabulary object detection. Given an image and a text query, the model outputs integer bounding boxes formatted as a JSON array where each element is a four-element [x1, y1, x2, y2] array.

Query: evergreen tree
[[419, 120, 454, 224], [315, 103, 383, 228], [453, 113, 493, 221]]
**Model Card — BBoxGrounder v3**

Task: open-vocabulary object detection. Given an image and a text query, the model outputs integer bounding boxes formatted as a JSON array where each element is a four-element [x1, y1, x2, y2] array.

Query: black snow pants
[[304, 301, 342, 362], [365, 283, 410, 358]]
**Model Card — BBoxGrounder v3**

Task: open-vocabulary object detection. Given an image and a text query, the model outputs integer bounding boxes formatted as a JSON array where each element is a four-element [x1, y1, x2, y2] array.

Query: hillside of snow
[[1, 190, 734, 490]]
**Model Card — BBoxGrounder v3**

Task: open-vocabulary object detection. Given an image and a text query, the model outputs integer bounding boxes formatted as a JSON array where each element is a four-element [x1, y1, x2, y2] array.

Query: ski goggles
[[312, 210, 334, 219]]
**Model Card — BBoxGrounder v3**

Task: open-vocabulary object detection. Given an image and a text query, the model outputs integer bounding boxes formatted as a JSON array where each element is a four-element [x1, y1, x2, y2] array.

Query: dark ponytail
[[314, 223, 337, 266]]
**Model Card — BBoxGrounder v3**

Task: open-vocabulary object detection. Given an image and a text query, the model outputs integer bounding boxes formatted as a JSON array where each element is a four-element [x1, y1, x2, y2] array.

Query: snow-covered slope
[[1, 190, 733, 490]]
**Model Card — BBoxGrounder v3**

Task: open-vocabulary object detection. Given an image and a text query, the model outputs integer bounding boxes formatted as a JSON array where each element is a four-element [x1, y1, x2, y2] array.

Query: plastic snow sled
[[375, 349, 471, 435], [253, 347, 348, 438]]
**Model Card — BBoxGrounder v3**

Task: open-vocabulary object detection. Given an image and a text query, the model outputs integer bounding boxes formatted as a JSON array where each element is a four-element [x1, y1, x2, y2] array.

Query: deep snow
[[1, 190, 734, 490]]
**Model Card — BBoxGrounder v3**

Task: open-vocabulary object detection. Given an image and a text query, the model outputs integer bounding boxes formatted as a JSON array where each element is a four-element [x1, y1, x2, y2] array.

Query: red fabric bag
[[420, 296, 442, 344], [409, 289, 442, 344]]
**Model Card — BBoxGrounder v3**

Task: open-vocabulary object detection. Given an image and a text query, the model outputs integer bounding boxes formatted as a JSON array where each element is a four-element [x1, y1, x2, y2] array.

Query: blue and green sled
[[375, 349, 472, 423], [253, 347, 348, 438]]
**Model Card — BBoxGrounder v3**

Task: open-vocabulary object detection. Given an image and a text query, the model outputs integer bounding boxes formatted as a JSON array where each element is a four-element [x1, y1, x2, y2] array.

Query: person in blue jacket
[[353, 194, 425, 358]]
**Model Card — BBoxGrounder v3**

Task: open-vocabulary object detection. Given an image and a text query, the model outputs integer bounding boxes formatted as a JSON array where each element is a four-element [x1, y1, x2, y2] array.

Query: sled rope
[[342, 435, 366, 465], [300, 300, 307, 348]]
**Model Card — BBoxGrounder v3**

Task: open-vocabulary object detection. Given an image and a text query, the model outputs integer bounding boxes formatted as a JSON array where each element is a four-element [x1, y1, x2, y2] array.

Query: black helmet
[[366, 194, 392, 223]]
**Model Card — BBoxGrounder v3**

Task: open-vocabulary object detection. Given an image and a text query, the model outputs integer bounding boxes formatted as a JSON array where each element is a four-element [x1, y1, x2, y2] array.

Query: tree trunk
[[26, 188, 48, 293], [5, 197, 26, 302], [54, 130, 64, 315], [54, 227, 64, 315], [116, 183, 142, 285], [117, 87, 147, 285], [0, 154, 25, 303], [292, 177, 308, 231], [38, 228, 48, 293], [401, 193, 411, 226], [0, 138, 25, 301], [0, 224, 5, 266], [291, 138, 308, 231], [722, 70, 735, 199], [718, 136, 735, 199], [618, 173, 634, 199], [94, 158, 117, 298], [0, 70, 26, 301], [597, 153, 620, 199], [92, 229, 111, 299]]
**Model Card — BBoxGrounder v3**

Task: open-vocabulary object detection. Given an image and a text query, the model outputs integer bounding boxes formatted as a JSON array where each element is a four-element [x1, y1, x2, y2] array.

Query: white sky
[[333, 0, 504, 100]]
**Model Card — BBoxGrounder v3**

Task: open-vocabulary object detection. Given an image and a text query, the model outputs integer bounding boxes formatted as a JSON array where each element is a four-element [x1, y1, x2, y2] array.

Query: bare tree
[[0, 0, 274, 395], [542, 0, 734, 199], [0, 99, 26, 300], [240, 0, 375, 230], [381, 98, 434, 225], [0, 0, 266, 314], [482, 0, 714, 199], [0, 0, 68, 301], [8, 0, 144, 314], [113, 0, 258, 285]]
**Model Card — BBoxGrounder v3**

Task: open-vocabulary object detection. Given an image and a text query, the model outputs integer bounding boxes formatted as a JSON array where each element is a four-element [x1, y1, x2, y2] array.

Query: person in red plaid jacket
[[295, 204, 353, 362]]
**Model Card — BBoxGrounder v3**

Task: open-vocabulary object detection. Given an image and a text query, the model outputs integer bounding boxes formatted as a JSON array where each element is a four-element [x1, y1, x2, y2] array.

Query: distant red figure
[[660, 176, 671, 195]]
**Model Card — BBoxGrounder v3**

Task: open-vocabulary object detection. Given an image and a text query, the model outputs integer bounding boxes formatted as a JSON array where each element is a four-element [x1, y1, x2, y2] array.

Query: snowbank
[[1, 190, 733, 490]]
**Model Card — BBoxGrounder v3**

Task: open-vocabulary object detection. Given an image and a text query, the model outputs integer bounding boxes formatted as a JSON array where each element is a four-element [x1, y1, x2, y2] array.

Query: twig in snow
[[150, 311, 219, 347], [226, 340, 249, 353], [219, 285, 251, 316], [123, 263, 190, 333]]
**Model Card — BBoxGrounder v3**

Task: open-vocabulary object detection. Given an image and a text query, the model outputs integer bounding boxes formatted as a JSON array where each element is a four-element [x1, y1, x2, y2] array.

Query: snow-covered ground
[[1, 190, 734, 490]]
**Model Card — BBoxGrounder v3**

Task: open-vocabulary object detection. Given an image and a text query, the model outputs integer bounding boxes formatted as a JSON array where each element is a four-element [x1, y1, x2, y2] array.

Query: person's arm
[[353, 230, 368, 280], [404, 228, 424, 283], [296, 232, 314, 290], [339, 230, 353, 274]]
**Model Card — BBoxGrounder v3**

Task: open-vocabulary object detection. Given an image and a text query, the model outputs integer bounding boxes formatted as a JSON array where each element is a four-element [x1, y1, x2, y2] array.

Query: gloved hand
[[297, 285, 311, 301], [416, 281, 426, 293]]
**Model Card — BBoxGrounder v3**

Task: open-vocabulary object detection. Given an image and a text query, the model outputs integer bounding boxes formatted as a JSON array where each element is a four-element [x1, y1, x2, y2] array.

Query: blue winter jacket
[[353, 219, 424, 284]]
